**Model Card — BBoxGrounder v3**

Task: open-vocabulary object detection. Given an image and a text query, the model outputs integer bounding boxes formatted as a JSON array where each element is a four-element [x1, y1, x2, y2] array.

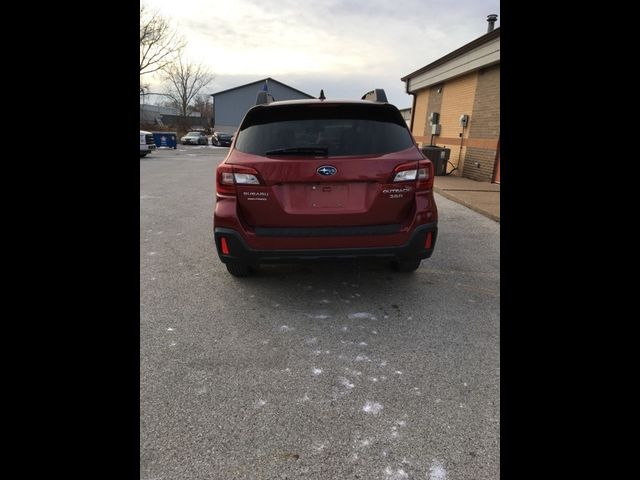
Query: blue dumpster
[[152, 132, 178, 149]]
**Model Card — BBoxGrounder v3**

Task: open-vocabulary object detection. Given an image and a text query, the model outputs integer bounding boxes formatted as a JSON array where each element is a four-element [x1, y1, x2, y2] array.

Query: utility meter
[[459, 114, 469, 128], [429, 112, 440, 125]]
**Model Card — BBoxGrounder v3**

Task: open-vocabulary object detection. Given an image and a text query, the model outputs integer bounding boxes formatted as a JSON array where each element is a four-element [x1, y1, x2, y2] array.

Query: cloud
[[142, 0, 500, 108]]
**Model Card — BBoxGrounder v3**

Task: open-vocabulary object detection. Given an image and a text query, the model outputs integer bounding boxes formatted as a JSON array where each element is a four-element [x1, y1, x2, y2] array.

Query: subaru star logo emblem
[[317, 165, 337, 176]]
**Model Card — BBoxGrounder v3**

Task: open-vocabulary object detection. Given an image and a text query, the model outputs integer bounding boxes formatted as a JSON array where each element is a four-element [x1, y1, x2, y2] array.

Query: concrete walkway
[[433, 175, 500, 222]]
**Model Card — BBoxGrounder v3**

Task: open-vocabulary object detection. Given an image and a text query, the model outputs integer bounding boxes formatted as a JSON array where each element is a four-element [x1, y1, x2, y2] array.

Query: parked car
[[180, 131, 208, 145], [211, 131, 234, 147], [213, 89, 438, 277], [140, 130, 156, 157]]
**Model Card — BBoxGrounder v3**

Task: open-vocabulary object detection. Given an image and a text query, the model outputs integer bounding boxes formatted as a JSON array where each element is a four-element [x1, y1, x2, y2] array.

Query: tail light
[[216, 164, 262, 196], [416, 160, 434, 190], [391, 160, 434, 191]]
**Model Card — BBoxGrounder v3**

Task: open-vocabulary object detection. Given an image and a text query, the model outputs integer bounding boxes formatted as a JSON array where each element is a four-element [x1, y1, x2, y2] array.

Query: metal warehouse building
[[402, 17, 500, 183], [210, 78, 314, 134]]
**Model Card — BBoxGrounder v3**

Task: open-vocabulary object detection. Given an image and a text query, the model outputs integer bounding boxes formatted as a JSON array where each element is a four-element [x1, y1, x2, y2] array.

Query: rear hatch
[[229, 102, 423, 229]]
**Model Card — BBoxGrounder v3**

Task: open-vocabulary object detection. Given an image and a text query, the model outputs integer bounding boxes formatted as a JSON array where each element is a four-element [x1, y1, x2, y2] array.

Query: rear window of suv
[[235, 103, 414, 157]]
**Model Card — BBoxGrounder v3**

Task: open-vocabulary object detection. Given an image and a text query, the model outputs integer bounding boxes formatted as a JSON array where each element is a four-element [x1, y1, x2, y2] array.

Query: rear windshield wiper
[[265, 147, 328, 156]]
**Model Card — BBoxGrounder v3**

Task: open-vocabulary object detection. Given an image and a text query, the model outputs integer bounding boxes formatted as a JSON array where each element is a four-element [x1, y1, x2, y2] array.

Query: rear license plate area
[[307, 183, 347, 208]]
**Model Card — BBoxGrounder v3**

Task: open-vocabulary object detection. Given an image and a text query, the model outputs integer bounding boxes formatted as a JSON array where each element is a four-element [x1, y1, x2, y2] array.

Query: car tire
[[225, 262, 252, 277], [391, 258, 421, 273]]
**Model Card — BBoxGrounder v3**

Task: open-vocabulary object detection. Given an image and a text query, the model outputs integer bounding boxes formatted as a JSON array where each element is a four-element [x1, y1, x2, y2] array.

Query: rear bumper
[[214, 223, 437, 265]]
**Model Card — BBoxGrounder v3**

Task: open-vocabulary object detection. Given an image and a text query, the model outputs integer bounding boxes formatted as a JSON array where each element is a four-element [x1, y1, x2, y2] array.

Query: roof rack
[[361, 89, 388, 103], [255, 91, 275, 105]]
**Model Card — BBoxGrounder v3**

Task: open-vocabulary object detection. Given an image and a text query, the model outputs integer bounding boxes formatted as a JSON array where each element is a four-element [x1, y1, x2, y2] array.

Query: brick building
[[401, 21, 500, 183]]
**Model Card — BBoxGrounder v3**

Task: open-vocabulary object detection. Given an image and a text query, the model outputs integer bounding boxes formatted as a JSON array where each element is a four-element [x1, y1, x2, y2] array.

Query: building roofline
[[210, 77, 315, 98], [401, 27, 500, 81]]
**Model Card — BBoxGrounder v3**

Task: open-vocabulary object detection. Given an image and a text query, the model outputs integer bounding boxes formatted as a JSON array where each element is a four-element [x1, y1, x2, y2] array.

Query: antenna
[[319, 89, 326, 100]]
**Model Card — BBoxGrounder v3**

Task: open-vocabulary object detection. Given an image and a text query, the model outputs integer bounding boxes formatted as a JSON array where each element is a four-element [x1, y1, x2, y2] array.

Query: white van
[[140, 130, 156, 157]]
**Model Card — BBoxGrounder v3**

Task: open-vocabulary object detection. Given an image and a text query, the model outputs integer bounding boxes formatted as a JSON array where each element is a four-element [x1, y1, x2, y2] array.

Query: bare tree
[[162, 58, 214, 121], [193, 94, 213, 126], [140, 2, 186, 80]]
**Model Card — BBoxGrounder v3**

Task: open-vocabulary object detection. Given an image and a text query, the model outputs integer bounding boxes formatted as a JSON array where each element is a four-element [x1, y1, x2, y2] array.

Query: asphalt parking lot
[[140, 146, 500, 480]]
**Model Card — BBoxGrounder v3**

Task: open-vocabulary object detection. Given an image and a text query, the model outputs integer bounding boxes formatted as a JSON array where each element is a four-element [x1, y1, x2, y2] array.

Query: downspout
[[210, 94, 215, 129], [410, 93, 417, 135], [404, 78, 417, 134]]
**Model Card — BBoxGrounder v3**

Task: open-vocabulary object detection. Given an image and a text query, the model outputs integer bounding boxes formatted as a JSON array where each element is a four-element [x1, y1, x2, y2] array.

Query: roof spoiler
[[361, 89, 388, 103], [255, 91, 275, 105]]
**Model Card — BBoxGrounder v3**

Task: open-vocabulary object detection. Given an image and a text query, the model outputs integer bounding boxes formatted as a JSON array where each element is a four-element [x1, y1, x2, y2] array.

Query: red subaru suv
[[213, 89, 437, 276]]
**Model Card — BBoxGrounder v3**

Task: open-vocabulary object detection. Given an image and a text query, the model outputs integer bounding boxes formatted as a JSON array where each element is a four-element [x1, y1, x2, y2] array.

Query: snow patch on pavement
[[362, 401, 383, 414]]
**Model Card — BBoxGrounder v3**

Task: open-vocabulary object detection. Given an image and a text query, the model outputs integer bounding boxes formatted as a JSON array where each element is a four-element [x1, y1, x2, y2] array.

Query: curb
[[434, 188, 500, 223]]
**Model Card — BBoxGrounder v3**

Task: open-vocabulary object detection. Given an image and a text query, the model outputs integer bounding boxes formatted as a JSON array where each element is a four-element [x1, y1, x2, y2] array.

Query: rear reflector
[[425, 232, 432, 249], [220, 237, 230, 255]]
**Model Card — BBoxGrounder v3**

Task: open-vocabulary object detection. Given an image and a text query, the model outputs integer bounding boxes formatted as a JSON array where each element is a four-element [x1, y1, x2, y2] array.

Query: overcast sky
[[142, 0, 500, 109]]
